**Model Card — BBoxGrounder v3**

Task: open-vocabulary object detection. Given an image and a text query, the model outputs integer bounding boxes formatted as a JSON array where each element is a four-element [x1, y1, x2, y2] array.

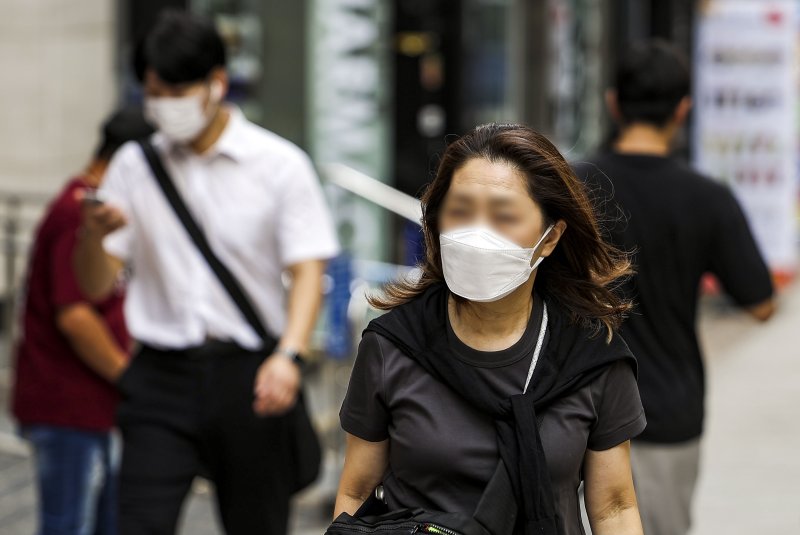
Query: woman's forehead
[[448, 158, 532, 200]]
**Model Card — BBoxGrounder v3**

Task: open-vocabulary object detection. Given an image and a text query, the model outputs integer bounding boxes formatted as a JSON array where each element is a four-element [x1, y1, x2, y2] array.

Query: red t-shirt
[[12, 178, 129, 431]]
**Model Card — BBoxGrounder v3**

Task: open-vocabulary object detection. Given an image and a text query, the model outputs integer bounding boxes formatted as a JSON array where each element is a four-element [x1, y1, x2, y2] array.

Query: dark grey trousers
[[630, 438, 701, 535]]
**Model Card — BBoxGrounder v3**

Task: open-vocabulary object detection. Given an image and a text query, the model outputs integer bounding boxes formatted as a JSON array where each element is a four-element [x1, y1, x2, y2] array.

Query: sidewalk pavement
[[0, 358, 335, 535], [1, 283, 798, 534], [0, 459, 330, 535], [692, 281, 800, 534], [0, 432, 332, 535]]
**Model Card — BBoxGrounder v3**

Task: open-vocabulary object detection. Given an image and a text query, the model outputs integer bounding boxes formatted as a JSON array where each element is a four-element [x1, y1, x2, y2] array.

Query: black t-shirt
[[340, 297, 645, 535], [573, 152, 773, 443]]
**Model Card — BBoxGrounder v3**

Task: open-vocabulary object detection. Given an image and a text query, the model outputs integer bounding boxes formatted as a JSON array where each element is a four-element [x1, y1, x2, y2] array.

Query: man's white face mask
[[439, 224, 555, 302], [144, 80, 224, 144]]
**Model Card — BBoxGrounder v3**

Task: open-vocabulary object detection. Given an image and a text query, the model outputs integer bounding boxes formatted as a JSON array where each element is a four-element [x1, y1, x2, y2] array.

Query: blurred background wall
[[0, 0, 117, 194]]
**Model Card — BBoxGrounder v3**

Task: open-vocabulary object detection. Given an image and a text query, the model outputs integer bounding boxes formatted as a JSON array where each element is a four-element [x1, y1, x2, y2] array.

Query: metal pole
[[3, 197, 20, 369]]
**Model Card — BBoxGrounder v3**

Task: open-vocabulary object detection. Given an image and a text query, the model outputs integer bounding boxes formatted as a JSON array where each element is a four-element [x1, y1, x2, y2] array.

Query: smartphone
[[83, 188, 105, 205]]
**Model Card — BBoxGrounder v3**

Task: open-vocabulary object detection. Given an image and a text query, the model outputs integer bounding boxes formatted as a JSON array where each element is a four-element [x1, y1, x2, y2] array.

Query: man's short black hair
[[95, 107, 154, 161], [615, 39, 691, 127], [137, 9, 226, 84]]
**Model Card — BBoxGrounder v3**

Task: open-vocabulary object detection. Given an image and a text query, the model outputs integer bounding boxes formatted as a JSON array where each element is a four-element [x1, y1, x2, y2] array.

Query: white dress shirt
[[99, 108, 340, 350]]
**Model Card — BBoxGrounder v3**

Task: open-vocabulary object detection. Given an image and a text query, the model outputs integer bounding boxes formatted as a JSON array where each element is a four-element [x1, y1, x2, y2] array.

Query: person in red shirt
[[11, 108, 152, 535]]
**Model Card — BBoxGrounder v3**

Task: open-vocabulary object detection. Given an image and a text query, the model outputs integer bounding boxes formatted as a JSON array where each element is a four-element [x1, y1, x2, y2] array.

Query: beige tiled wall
[[0, 0, 117, 310], [0, 0, 117, 196]]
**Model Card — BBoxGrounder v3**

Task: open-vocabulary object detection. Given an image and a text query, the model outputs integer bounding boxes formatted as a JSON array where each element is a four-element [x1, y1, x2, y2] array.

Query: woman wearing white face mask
[[333, 124, 646, 535]]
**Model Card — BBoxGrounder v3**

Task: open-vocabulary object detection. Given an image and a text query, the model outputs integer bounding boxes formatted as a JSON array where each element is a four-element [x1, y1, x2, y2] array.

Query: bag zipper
[[330, 522, 463, 535], [331, 521, 419, 533], [417, 523, 463, 535]]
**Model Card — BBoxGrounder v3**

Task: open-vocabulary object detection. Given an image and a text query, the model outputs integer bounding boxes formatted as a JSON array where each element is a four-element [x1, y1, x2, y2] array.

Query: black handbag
[[138, 139, 322, 493], [326, 461, 518, 535]]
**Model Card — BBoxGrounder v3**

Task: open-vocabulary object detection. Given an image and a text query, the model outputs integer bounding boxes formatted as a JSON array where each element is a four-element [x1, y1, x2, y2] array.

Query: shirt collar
[[211, 106, 253, 162]]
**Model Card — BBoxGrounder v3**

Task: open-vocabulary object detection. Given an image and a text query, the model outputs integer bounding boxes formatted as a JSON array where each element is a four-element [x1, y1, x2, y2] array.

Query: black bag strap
[[137, 140, 273, 346]]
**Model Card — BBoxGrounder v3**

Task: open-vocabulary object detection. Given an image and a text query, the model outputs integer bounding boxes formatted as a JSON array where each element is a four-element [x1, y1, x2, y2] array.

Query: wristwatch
[[276, 347, 306, 370]]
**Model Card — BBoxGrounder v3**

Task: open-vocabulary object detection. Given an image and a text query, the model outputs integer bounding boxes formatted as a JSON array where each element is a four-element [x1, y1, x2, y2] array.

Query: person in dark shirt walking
[[336, 123, 647, 535], [573, 40, 776, 535]]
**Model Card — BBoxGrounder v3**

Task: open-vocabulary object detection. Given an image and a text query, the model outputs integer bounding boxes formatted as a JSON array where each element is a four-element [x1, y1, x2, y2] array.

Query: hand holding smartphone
[[79, 187, 127, 237], [82, 188, 106, 206]]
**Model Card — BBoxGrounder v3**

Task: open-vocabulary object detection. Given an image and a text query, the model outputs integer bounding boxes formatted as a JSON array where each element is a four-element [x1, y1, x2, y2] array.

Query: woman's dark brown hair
[[370, 123, 632, 336]]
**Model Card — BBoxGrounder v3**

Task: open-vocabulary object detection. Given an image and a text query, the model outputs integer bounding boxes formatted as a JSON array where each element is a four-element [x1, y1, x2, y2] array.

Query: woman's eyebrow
[[446, 192, 474, 204], [447, 191, 519, 206], [488, 197, 517, 207]]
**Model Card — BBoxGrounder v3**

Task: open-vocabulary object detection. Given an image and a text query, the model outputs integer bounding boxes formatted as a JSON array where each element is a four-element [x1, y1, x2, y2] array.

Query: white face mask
[[144, 81, 224, 144], [439, 224, 555, 303]]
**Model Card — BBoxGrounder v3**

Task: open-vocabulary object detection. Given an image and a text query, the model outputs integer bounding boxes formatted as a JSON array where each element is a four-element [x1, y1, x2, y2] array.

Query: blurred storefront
[[115, 0, 796, 274], [388, 0, 701, 199]]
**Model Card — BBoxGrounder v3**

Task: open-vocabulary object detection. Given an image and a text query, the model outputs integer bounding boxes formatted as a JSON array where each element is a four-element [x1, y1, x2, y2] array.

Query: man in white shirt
[[75, 11, 339, 535]]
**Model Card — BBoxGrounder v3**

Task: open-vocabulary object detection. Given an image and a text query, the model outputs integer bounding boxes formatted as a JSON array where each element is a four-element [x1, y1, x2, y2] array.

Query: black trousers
[[116, 341, 294, 535]]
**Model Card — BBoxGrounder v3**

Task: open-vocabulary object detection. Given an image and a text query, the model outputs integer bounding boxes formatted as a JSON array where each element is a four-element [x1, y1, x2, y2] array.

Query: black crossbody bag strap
[[137, 140, 272, 345]]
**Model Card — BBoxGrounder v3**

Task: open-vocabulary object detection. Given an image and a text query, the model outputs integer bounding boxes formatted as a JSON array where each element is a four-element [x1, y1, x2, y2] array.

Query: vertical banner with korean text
[[694, 0, 798, 277]]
